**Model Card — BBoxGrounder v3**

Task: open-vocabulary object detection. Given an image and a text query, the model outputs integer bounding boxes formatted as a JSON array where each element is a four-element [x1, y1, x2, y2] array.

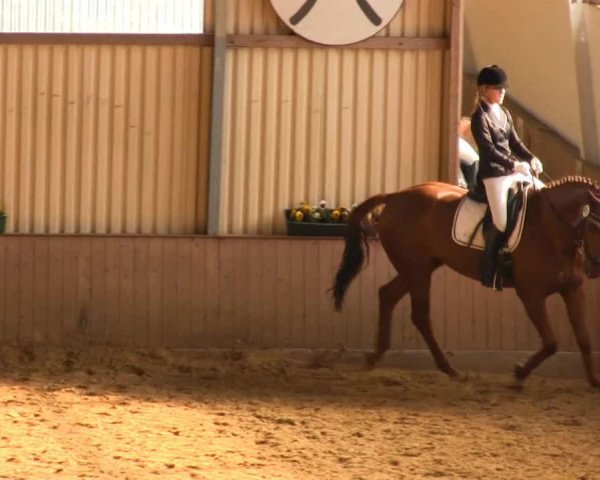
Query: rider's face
[[484, 86, 506, 105]]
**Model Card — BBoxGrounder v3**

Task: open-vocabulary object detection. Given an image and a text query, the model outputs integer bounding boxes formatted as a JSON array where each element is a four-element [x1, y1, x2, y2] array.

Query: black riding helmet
[[477, 65, 509, 88]]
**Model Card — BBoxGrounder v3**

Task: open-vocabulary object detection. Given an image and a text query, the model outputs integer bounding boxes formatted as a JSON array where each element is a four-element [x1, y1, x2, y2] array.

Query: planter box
[[286, 221, 347, 237], [0, 214, 6, 234]]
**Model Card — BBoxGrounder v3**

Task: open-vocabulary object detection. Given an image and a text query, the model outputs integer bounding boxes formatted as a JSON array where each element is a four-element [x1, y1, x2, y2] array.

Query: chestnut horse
[[332, 176, 600, 388]]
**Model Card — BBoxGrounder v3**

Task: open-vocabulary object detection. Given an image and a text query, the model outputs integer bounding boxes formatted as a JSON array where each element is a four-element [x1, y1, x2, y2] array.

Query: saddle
[[452, 181, 531, 286], [453, 182, 529, 251]]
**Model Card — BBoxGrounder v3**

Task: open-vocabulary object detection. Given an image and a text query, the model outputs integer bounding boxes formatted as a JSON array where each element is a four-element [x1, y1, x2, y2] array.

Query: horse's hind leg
[[514, 292, 557, 387], [560, 285, 600, 388], [410, 271, 458, 378], [366, 275, 408, 369]]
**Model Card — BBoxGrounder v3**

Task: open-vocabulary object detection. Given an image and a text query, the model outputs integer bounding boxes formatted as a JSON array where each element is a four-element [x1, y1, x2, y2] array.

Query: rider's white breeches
[[483, 173, 545, 232]]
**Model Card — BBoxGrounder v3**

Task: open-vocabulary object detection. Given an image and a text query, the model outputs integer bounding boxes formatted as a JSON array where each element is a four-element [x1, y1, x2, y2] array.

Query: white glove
[[514, 161, 531, 176], [530, 157, 543, 174]]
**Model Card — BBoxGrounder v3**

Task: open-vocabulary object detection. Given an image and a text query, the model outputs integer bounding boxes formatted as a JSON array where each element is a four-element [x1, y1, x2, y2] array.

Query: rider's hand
[[514, 161, 531, 176], [530, 157, 543, 175]]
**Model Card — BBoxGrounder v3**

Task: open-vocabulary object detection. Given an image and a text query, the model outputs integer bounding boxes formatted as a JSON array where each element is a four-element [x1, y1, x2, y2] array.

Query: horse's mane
[[544, 175, 600, 193]]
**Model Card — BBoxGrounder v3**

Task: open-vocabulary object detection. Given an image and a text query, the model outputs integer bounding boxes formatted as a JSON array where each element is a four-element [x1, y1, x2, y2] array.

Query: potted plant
[[284, 200, 352, 237]]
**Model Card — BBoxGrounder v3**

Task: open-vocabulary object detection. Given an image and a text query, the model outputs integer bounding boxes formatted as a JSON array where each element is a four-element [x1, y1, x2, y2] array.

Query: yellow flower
[[331, 209, 341, 220], [294, 210, 304, 221]]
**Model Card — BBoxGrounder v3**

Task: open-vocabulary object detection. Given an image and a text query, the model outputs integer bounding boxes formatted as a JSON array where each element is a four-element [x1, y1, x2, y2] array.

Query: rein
[[583, 213, 600, 266]]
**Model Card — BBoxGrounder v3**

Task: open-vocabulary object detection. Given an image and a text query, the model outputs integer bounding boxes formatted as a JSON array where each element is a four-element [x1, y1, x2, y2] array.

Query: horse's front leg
[[560, 285, 600, 388], [365, 275, 408, 369], [514, 292, 557, 387]]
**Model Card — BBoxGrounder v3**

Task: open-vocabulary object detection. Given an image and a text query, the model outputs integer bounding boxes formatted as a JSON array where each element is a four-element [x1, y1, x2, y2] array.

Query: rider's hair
[[473, 85, 487, 110]]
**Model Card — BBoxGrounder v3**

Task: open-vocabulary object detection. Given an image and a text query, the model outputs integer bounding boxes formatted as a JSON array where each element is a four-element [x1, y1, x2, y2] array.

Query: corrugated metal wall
[[0, 235, 597, 353], [0, 0, 449, 235], [0, 43, 212, 234], [586, 4, 600, 159], [210, 0, 449, 234], [203, 0, 447, 36], [0, 0, 204, 33]]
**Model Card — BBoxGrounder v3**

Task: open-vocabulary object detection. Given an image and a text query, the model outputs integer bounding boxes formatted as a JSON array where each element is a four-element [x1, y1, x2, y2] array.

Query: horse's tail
[[332, 194, 387, 311]]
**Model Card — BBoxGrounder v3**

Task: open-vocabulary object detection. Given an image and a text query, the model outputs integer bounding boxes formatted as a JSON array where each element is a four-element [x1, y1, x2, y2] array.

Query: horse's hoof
[[507, 381, 524, 391], [514, 362, 528, 381], [365, 352, 380, 370], [449, 372, 466, 382], [444, 368, 460, 379], [589, 376, 600, 389]]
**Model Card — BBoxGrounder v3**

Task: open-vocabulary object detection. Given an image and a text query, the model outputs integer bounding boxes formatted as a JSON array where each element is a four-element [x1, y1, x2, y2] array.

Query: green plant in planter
[[0, 208, 6, 234], [285, 200, 352, 224]]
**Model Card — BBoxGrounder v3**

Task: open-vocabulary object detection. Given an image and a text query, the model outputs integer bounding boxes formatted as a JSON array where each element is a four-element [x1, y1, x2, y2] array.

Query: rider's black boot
[[481, 225, 506, 291]]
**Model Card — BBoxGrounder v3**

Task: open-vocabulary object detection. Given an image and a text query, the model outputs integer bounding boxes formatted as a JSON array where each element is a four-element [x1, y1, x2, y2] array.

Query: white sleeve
[[458, 137, 479, 166]]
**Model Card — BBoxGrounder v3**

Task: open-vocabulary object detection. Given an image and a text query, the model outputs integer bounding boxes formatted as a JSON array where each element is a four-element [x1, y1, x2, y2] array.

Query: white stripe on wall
[[0, 0, 204, 33]]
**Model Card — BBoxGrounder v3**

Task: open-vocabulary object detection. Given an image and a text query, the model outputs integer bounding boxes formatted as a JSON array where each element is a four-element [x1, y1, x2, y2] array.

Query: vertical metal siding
[[0, 43, 212, 234], [585, 6, 600, 158], [383, 0, 447, 37], [204, 0, 447, 37], [221, 45, 444, 234], [0, 0, 204, 33], [203, 0, 214, 33], [212, 0, 448, 234]]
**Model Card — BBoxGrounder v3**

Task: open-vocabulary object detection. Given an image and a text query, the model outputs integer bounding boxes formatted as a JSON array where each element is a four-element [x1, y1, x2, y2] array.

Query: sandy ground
[[0, 345, 598, 480]]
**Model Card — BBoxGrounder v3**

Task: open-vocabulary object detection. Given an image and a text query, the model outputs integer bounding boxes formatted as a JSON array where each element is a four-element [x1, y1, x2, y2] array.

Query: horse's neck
[[539, 182, 591, 229]]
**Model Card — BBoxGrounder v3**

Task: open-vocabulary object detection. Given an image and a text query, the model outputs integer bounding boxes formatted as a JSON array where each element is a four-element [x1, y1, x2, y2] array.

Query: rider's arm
[[506, 110, 534, 162], [470, 111, 515, 171]]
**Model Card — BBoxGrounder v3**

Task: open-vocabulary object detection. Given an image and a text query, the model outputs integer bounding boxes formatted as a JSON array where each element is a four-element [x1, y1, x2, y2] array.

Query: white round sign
[[269, 0, 405, 46]]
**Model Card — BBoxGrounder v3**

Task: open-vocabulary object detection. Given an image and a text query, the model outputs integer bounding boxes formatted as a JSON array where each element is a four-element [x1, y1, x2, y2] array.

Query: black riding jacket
[[470, 100, 533, 180]]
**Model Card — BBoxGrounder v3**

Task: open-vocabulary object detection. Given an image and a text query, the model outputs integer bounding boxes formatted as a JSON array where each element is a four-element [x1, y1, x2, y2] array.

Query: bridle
[[545, 190, 600, 271], [581, 212, 600, 267]]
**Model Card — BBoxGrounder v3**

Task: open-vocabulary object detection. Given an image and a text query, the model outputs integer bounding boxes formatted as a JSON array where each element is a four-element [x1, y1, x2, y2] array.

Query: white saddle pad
[[452, 193, 529, 252]]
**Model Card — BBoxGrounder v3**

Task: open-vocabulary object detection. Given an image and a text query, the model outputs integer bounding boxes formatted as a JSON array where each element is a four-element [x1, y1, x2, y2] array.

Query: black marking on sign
[[290, 0, 383, 27], [356, 0, 382, 26], [290, 0, 318, 25]]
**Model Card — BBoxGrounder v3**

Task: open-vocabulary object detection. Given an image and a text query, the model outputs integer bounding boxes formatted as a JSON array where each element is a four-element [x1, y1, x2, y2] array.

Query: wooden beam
[[445, 0, 464, 183], [0, 32, 448, 52], [226, 34, 449, 50], [207, 0, 227, 235], [0, 32, 215, 45]]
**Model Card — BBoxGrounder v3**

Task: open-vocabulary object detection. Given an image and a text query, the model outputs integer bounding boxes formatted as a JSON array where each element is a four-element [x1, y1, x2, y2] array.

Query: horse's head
[[541, 176, 600, 279]]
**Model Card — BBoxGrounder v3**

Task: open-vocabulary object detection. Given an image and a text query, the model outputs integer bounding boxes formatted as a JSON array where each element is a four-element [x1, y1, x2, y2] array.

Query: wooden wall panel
[[0, 235, 598, 355]]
